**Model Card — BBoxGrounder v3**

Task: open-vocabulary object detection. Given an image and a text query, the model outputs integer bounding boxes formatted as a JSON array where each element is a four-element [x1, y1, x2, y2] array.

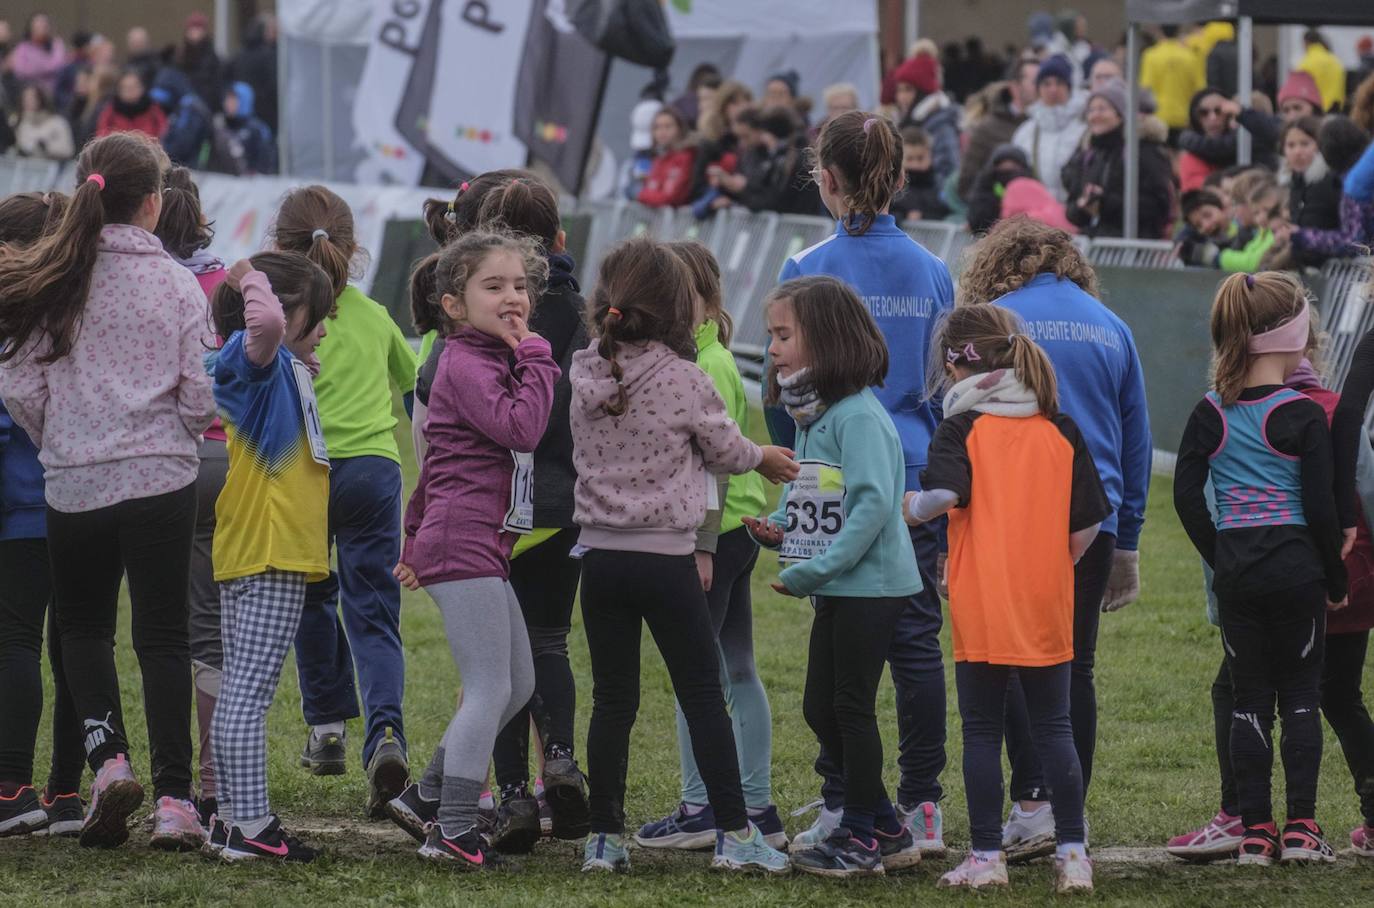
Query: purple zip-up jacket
[[402, 327, 558, 586]]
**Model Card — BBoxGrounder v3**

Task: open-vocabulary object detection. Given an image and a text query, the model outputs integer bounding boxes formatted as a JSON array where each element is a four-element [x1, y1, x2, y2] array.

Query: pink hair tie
[[862, 117, 878, 135], [458, 181, 470, 194], [85, 173, 105, 191], [1248, 300, 1310, 355]]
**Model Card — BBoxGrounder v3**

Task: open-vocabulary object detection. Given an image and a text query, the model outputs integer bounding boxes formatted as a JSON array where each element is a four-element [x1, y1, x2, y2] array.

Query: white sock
[[973, 848, 1002, 861], [237, 815, 273, 838], [478, 790, 495, 810], [1056, 842, 1087, 860], [682, 802, 708, 816], [311, 721, 345, 739]]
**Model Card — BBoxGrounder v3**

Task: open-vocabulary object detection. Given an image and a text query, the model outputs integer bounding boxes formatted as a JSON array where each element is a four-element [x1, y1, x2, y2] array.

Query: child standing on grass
[[391, 229, 558, 869], [0, 191, 86, 839], [744, 276, 925, 878], [909, 305, 1108, 894], [634, 242, 784, 852], [571, 237, 797, 875], [274, 187, 418, 817], [0, 133, 217, 852], [206, 253, 335, 862], [1174, 272, 1347, 866], [154, 165, 229, 829], [775, 108, 954, 854]]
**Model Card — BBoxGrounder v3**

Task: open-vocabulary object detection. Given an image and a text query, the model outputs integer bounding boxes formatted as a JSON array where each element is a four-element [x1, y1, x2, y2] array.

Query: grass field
[[2, 408, 1373, 906]]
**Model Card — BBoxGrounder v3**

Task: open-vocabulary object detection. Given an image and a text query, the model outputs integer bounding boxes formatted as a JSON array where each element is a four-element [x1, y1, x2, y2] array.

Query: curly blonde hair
[[957, 215, 1098, 307]]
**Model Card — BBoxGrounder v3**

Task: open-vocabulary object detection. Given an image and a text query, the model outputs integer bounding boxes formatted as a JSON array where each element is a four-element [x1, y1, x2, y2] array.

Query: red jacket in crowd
[[96, 103, 168, 141], [638, 147, 698, 208]]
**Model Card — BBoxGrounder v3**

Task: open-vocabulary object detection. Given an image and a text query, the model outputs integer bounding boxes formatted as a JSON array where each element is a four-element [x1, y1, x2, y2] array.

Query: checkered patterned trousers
[[211, 570, 307, 825]]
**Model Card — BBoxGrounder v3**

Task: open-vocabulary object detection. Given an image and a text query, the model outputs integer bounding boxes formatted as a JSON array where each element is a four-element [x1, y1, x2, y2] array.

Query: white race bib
[[779, 460, 845, 563], [705, 472, 720, 512], [291, 359, 329, 467], [503, 451, 535, 534]]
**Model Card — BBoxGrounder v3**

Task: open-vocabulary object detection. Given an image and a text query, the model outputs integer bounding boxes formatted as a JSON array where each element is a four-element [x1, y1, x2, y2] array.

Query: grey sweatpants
[[418, 577, 536, 834]]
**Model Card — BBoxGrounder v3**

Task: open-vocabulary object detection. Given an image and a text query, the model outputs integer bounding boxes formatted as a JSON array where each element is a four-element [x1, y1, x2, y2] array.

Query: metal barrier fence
[[5, 155, 1372, 431]]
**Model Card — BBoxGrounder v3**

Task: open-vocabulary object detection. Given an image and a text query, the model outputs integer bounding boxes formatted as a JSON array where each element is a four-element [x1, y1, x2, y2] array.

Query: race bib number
[[503, 451, 535, 534], [291, 359, 329, 467], [779, 460, 845, 563]]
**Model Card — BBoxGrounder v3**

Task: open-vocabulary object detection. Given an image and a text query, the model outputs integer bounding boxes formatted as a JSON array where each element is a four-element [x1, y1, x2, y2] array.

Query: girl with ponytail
[[1174, 271, 1348, 867], [569, 237, 798, 874], [777, 107, 956, 855], [0, 132, 218, 850], [911, 304, 1109, 893], [269, 185, 418, 813]]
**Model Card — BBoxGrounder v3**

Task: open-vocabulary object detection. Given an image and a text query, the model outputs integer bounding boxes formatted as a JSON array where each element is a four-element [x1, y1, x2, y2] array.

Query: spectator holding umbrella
[[176, 12, 223, 110], [5, 14, 67, 97], [1011, 55, 1084, 204], [97, 68, 167, 140]]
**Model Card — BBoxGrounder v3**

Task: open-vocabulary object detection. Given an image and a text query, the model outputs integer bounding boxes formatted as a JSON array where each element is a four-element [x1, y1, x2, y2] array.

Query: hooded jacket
[[967, 143, 1035, 233], [1011, 96, 1086, 203], [212, 81, 277, 175], [1288, 155, 1343, 233], [570, 339, 762, 556], [153, 67, 214, 168], [904, 91, 963, 191]]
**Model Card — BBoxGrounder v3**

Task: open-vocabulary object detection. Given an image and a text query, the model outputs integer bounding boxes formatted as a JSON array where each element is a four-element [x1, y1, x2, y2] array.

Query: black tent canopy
[[1121, 1, 1374, 238]]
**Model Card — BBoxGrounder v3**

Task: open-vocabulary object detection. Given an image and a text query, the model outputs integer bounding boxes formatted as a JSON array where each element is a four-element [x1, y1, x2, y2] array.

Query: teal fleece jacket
[[766, 388, 924, 598]]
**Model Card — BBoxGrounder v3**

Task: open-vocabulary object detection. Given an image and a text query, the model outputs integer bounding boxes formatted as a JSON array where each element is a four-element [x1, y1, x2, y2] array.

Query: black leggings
[[579, 549, 746, 834], [0, 538, 84, 793], [46, 483, 197, 800], [803, 595, 905, 839], [493, 528, 581, 791], [1213, 630, 1374, 825], [1218, 580, 1326, 827]]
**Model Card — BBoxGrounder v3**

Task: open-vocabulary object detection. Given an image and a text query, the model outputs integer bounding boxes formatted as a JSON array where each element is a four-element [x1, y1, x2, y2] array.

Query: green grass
[[3, 407, 1374, 906]]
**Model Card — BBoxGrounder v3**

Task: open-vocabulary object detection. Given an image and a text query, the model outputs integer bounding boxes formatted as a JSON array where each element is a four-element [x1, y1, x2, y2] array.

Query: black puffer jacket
[[1289, 158, 1343, 232], [416, 253, 588, 527], [1062, 127, 1175, 239]]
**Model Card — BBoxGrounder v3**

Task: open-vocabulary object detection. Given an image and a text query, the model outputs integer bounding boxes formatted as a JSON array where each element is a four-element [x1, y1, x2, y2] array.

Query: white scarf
[[943, 368, 1041, 419]]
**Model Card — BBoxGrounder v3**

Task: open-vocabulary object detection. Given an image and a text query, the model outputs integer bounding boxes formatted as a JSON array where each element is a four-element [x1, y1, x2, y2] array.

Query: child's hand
[[770, 581, 802, 598], [902, 490, 924, 526], [936, 551, 949, 600], [756, 445, 799, 484], [1328, 595, 1349, 612], [742, 515, 784, 546], [694, 551, 714, 592], [393, 562, 420, 591], [502, 313, 539, 351], [226, 258, 253, 290], [1342, 527, 1357, 559]]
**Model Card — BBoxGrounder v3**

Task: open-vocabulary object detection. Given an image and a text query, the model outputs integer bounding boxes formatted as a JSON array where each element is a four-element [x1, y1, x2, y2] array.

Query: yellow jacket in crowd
[[1141, 38, 1204, 130], [1297, 41, 1345, 112]]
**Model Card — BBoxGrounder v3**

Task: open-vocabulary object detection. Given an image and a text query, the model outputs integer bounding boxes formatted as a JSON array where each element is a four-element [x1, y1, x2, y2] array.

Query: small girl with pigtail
[[909, 304, 1109, 894]]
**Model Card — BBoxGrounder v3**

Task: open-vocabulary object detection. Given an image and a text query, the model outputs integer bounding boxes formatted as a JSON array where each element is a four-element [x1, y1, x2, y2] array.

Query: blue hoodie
[[771, 214, 954, 490], [997, 274, 1151, 549], [0, 399, 45, 541]]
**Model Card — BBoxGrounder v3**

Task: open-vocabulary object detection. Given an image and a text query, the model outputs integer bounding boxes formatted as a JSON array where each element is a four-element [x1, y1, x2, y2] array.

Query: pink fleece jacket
[[0, 224, 217, 512], [570, 339, 762, 555]]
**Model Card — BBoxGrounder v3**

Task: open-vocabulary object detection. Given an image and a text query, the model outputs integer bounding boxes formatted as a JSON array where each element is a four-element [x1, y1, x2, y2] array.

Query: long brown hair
[[0, 191, 69, 246], [271, 185, 364, 299], [421, 168, 530, 246], [928, 305, 1059, 416], [154, 166, 214, 259], [211, 252, 335, 342], [815, 109, 903, 236], [665, 240, 731, 347], [958, 215, 1098, 306], [1209, 271, 1309, 405], [0, 132, 164, 363], [763, 276, 888, 406], [699, 80, 753, 142], [587, 237, 696, 417]]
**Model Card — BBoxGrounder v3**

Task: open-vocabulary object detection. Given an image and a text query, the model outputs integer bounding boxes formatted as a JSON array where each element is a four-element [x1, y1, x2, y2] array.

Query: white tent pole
[[277, 27, 289, 176], [1237, 16, 1253, 166], [1124, 22, 1139, 240], [905, 0, 920, 51], [322, 47, 335, 181], [215, 0, 230, 58]]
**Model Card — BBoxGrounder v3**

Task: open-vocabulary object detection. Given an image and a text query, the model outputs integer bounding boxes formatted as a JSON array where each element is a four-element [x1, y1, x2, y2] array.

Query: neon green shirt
[[313, 286, 417, 463], [695, 320, 766, 532]]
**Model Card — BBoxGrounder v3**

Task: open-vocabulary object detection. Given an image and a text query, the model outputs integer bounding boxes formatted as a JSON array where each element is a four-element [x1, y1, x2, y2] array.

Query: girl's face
[[651, 111, 681, 150], [1280, 98, 1317, 121], [117, 73, 144, 104], [1089, 59, 1122, 91], [442, 249, 530, 340], [724, 98, 749, 124], [766, 299, 810, 379], [1251, 190, 1283, 229], [1086, 96, 1122, 135], [286, 309, 328, 361], [696, 84, 718, 116], [1283, 130, 1318, 174], [1188, 203, 1227, 237], [30, 15, 51, 42], [903, 143, 931, 172], [894, 82, 917, 115], [764, 80, 793, 108]]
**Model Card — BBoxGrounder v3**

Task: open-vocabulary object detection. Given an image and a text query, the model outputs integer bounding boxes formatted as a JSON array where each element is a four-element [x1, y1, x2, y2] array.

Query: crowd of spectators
[[620, 13, 1374, 273], [0, 11, 279, 175]]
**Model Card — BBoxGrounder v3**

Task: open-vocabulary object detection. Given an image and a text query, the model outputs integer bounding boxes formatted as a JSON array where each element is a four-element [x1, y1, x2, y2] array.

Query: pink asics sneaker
[[1166, 810, 1244, 861], [150, 796, 207, 851], [1351, 824, 1374, 859], [79, 754, 144, 849]]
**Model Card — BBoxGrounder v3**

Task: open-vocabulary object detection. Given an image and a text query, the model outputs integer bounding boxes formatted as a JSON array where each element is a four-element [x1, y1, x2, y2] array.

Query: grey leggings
[[418, 577, 536, 834]]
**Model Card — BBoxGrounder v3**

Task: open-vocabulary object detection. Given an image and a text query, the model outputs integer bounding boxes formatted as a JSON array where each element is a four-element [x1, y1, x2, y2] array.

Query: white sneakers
[[938, 851, 1009, 889], [1003, 802, 1057, 862]]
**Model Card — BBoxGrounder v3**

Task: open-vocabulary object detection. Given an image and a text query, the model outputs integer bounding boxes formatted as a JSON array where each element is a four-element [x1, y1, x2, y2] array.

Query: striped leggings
[[211, 570, 307, 825]]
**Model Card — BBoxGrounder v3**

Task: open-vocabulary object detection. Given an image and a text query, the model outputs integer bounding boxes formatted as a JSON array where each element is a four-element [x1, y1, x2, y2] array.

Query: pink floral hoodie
[[0, 224, 217, 512], [570, 338, 762, 555]]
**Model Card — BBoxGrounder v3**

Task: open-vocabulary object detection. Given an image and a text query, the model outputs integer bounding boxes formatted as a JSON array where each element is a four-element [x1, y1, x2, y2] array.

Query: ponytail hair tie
[[862, 117, 878, 135], [1244, 273, 1255, 289], [607, 307, 622, 319], [311, 228, 330, 242], [1008, 333, 1019, 344], [85, 173, 105, 191], [458, 181, 470, 194]]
